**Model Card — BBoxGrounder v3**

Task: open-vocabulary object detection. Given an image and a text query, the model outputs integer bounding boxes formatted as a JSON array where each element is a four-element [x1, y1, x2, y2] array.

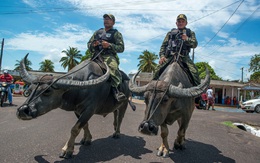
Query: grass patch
[[221, 121, 237, 128]]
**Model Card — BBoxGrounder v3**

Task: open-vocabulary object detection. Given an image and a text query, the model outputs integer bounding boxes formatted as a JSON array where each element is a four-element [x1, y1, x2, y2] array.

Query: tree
[[250, 71, 260, 83], [137, 50, 158, 73], [60, 47, 82, 71], [39, 59, 55, 72], [249, 54, 260, 72], [195, 62, 222, 80], [81, 49, 92, 62], [14, 56, 33, 71], [248, 54, 260, 83]]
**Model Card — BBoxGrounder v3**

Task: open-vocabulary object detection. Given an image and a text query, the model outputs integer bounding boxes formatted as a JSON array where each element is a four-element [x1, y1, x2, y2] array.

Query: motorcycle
[[197, 98, 207, 110], [0, 82, 11, 107], [23, 84, 31, 97]]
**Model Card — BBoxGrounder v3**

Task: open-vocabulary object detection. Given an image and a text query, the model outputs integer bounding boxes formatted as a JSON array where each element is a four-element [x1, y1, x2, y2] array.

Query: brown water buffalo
[[129, 62, 210, 157], [16, 54, 130, 159]]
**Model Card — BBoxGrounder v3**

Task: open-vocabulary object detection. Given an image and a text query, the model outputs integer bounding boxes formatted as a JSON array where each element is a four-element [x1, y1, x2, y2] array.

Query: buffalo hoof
[[80, 139, 91, 146], [174, 142, 186, 150], [112, 133, 120, 139], [59, 151, 73, 159], [157, 150, 169, 158]]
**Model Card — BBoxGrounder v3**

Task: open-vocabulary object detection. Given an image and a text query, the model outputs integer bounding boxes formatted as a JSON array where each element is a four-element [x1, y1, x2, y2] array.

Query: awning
[[242, 86, 260, 91]]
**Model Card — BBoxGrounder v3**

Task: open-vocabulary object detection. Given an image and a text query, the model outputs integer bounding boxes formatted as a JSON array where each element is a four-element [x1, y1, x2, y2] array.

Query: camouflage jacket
[[159, 28, 198, 58], [87, 28, 124, 57]]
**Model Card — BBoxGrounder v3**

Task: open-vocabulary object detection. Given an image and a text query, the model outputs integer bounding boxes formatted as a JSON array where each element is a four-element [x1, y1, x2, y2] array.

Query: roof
[[204, 79, 244, 87]]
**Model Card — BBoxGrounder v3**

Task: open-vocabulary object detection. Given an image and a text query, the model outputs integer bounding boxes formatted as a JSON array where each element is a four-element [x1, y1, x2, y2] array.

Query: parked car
[[241, 95, 260, 113]]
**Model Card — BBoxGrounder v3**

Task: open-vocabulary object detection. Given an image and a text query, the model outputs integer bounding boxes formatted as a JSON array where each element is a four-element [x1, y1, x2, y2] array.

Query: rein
[[146, 80, 170, 121], [145, 39, 183, 121], [176, 40, 184, 62], [24, 49, 105, 106]]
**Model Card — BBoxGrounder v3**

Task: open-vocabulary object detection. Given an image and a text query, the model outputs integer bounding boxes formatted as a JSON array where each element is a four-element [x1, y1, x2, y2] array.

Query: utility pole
[[0, 38, 4, 72], [241, 67, 244, 83]]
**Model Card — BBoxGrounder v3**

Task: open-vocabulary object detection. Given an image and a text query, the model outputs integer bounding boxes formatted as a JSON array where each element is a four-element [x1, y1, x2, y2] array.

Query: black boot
[[112, 87, 126, 102]]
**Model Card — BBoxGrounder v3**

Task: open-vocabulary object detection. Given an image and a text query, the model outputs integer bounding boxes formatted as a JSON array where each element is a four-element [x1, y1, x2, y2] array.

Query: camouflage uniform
[[154, 21, 200, 86], [87, 28, 124, 88]]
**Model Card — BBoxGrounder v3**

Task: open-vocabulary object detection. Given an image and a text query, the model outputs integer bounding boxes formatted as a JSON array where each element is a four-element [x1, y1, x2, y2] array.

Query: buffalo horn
[[19, 53, 37, 83], [168, 68, 210, 97], [129, 70, 148, 94], [54, 63, 110, 88]]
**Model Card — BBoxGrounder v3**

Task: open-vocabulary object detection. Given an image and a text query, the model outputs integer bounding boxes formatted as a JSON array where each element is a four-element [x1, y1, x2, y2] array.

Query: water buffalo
[[16, 54, 130, 159], [129, 61, 210, 157]]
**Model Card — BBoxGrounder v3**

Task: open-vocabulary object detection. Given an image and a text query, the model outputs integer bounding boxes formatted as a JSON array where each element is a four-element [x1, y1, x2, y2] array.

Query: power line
[[195, 6, 259, 67], [197, 0, 245, 50], [0, 1, 244, 15], [127, 1, 242, 49]]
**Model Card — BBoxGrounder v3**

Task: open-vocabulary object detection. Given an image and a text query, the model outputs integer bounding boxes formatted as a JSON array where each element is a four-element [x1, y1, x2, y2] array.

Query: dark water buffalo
[[129, 62, 210, 157], [16, 54, 130, 159]]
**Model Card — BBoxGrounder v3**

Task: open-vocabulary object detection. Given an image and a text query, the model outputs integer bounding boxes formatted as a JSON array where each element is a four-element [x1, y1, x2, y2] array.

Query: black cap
[[177, 14, 187, 21], [103, 14, 115, 22]]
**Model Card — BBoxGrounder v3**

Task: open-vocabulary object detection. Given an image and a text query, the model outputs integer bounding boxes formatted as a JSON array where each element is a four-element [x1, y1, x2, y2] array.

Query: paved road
[[0, 96, 259, 163]]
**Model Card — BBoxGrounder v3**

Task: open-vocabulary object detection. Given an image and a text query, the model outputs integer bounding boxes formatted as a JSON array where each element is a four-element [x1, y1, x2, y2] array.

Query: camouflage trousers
[[154, 55, 201, 86], [103, 55, 122, 88]]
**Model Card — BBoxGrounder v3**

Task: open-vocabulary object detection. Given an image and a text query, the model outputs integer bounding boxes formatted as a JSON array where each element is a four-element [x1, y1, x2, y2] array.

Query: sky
[[0, 0, 259, 81]]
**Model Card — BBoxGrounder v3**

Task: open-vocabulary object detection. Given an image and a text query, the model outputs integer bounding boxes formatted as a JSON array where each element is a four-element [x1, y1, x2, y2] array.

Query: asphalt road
[[0, 96, 259, 163]]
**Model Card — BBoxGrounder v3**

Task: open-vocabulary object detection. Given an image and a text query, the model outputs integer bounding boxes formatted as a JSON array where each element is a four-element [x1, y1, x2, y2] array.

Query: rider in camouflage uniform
[[87, 14, 126, 102], [154, 14, 200, 86]]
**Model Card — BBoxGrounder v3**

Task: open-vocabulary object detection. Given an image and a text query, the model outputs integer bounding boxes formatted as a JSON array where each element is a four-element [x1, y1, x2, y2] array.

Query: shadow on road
[[34, 134, 152, 163], [169, 139, 235, 163]]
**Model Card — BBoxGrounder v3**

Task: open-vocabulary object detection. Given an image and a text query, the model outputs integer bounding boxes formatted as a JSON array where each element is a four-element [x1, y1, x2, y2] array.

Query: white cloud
[[120, 58, 129, 64], [3, 0, 260, 80]]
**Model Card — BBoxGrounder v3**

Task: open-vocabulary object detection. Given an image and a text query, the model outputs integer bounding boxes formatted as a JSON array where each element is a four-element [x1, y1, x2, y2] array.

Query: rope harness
[[24, 49, 105, 106], [146, 80, 170, 121], [145, 39, 184, 121]]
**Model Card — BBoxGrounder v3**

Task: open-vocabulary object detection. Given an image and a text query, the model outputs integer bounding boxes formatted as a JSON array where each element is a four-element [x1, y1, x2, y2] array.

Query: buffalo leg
[[60, 109, 94, 159], [60, 123, 82, 159], [157, 123, 169, 158], [112, 102, 127, 138], [80, 122, 92, 145], [174, 116, 190, 150]]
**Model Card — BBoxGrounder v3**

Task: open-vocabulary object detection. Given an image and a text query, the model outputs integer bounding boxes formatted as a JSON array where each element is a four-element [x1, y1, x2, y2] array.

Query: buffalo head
[[17, 54, 110, 120], [129, 64, 210, 135]]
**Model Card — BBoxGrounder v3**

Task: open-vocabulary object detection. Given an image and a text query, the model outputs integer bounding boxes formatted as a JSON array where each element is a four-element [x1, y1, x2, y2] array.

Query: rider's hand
[[159, 57, 167, 65], [181, 34, 188, 41], [101, 40, 111, 49], [93, 41, 100, 47]]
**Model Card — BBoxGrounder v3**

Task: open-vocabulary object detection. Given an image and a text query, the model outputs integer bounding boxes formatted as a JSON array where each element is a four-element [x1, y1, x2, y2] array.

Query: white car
[[241, 95, 260, 113]]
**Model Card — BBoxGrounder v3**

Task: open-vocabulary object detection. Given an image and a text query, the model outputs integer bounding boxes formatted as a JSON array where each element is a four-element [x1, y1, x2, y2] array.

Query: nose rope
[[145, 80, 158, 120], [146, 80, 170, 121]]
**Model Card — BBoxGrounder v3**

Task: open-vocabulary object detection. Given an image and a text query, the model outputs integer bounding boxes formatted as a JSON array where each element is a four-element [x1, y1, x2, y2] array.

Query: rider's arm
[[184, 30, 197, 48], [159, 32, 170, 58], [9, 75, 14, 83], [87, 31, 98, 53], [109, 31, 124, 53]]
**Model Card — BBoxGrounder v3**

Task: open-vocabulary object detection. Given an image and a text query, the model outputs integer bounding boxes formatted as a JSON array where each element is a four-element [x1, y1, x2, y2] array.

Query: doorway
[[215, 88, 223, 104]]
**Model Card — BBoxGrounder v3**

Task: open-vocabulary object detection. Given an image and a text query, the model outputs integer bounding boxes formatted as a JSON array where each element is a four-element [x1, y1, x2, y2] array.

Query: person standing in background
[[206, 87, 215, 111]]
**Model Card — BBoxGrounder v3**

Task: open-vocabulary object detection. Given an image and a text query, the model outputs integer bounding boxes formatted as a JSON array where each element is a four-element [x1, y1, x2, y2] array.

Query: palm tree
[[137, 50, 158, 72], [60, 47, 82, 71], [39, 59, 55, 72], [14, 55, 33, 70]]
